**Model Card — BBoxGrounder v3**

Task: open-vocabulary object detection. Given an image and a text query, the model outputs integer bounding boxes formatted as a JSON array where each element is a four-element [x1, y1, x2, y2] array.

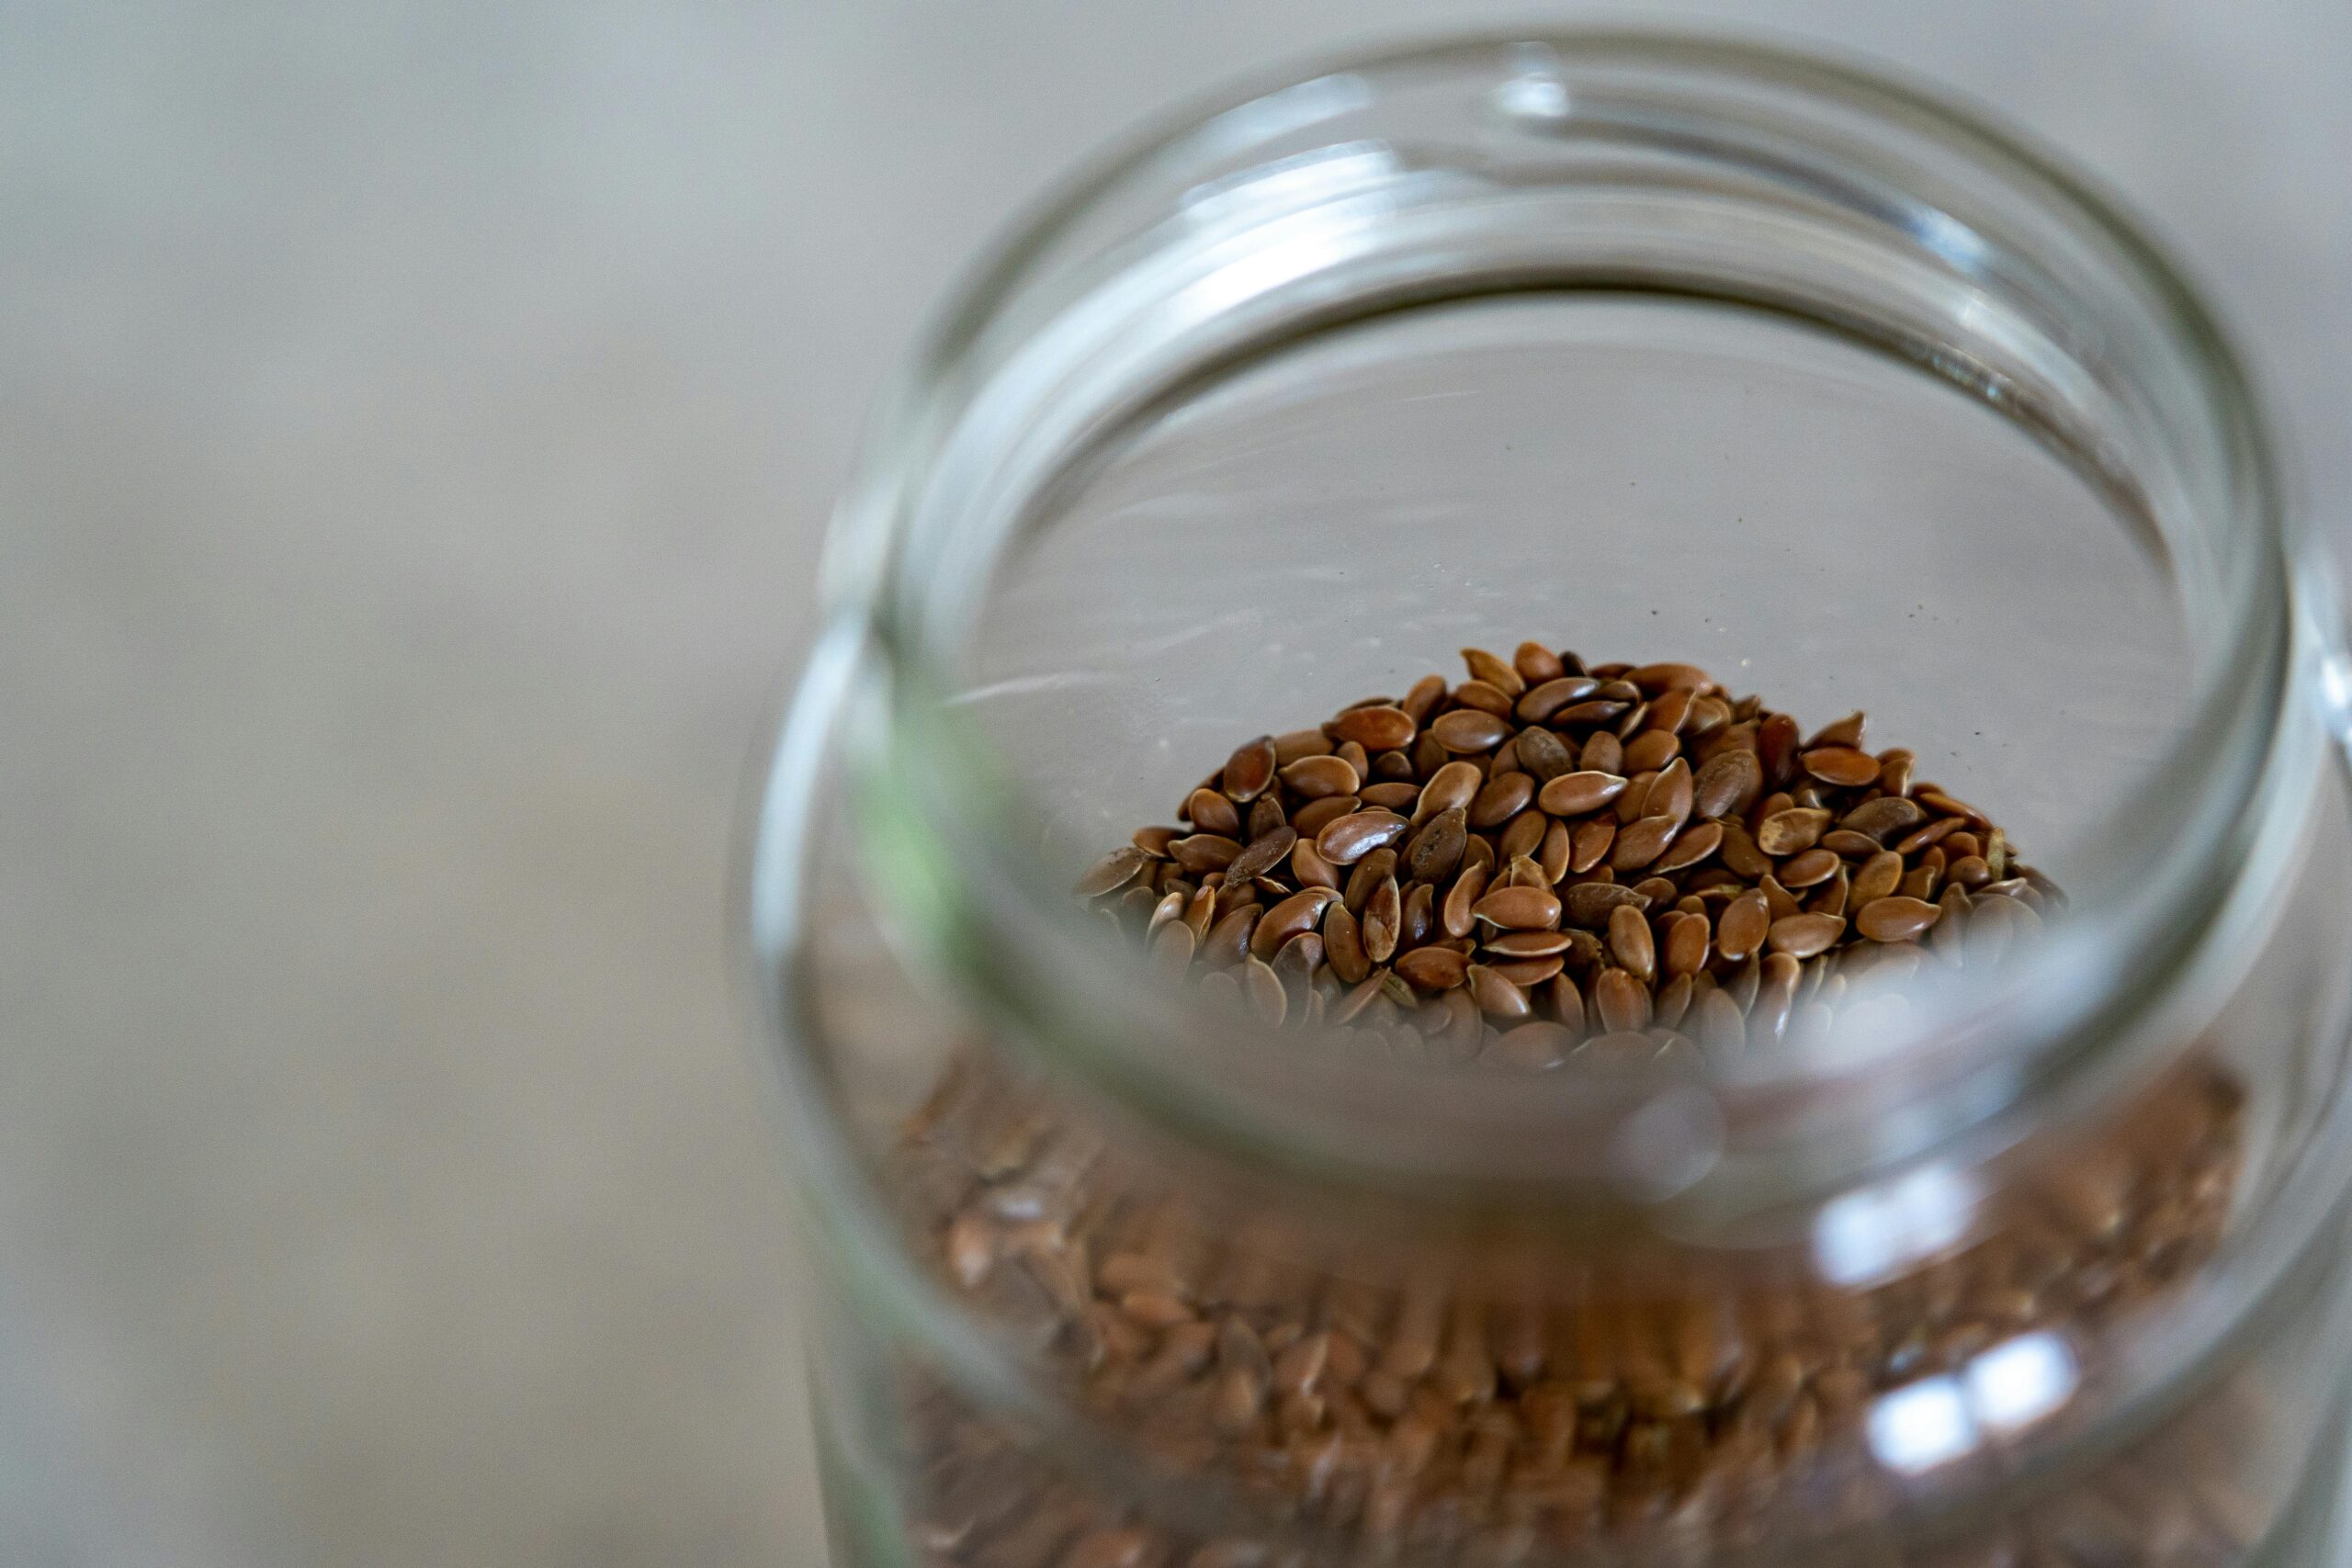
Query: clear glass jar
[[748, 31, 2352, 1568]]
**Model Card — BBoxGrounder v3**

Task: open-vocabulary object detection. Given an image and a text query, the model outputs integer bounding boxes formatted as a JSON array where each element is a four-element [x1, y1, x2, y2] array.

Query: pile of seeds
[[1074, 645, 2061, 1070], [876, 645, 2249, 1568]]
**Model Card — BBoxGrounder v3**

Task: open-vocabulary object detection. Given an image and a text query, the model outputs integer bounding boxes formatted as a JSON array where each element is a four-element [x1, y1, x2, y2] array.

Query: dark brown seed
[[1202, 905, 1261, 968], [1075, 845, 1149, 897], [1170, 833, 1245, 874], [1692, 748, 1763, 821], [1556, 700, 1631, 727], [1664, 910, 1711, 977], [1841, 795, 1928, 842], [1759, 874, 1803, 921], [1755, 807, 1831, 856], [1316, 808, 1408, 864], [1474, 886, 1563, 931], [1778, 847, 1840, 887], [1537, 771, 1627, 817], [1453, 649, 1521, 701], [1401, 807, 1468, 885], [1431, 709, 1510, 753], [1498, 809, 1547, 864], [1538, 818, 1573, 883], [1578, 729, 1623, 774], [1565, 881, 1650, 929], [1468, 771, 1536, 829], [1223, 735, 1279, 802], [1758, 712, 1801, 788], [1416, 760, 1483, 821], [1801, 746, 1882, 787], [1329, 705, 1417, 752], [1626, 661, 1711, 694], [1247, 794, 1287, 841], [1271, 931, 1322, 987], [1281, 754, 1360, 799], [1849, 850, 1905, 907], [1466, 964, 1532, 1019], [1252, 888, 1337, 959], [1342, 847, 1397, 912], [1185, 786, 1243, 838], [1879, 750, 1916, 797], [1643, 687, 1696, 737], [1290, 836, 1340, 891], [1398, 674, 1449, 727], [1607, 903, 1656, 983], [1569, 818, 1615, 874], [1290, 795, 1360, 837], [1810, 864, 1851, 919], [1512, 642, 1566, 685], [1916, 786, 1989, 825], [1400, 883, 1437, 951], [1593, 967, 1652, 1033], [1396, 945, 1471, 991], [1650, 820, 1724, 875], [1856, 895, 1942, 943], [1718, 891, 1770, 962], [1411, 731, 1449, 778], [1452, 679, 1516, 717], [1442, 863, 1489, 940], [1610, 814, 1679, 872], [1767, 913, 1845, 959], [1819, 829, 1882, 858], [1514, 726, 1576, 782], [1324, 902, 1371, 984], [1272, 728, 1333, 765], [1224, 827, 1297, 885], [1517, 675, 1600, 722], [1622, 728, 1680, 773]]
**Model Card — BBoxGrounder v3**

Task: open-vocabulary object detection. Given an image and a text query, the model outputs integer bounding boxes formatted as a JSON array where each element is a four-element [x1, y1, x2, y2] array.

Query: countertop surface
[[4, 3, 2348, 1562]]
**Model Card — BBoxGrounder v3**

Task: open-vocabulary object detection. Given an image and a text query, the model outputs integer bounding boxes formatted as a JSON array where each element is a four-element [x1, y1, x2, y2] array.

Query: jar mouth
[[826, 28, 2290, 1213]]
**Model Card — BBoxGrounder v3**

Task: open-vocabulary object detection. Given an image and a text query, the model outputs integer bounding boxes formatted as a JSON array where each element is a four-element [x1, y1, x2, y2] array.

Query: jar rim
[[819, 26, 2291, 1217]]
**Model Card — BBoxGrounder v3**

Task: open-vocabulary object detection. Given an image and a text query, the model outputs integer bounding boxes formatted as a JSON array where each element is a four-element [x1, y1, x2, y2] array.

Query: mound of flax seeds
[[877, 645, 2253, 1568]]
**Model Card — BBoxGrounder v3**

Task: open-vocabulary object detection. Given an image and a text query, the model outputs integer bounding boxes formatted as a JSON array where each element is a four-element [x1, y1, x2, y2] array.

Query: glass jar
[[748, 30, 2352, 1568]]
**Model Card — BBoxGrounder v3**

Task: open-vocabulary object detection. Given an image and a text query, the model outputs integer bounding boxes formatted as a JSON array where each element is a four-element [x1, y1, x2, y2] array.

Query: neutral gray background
[[3, 3, 2346, 1564]]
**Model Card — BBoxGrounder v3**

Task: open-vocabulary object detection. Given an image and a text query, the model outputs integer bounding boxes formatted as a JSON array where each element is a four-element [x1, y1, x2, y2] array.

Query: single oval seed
[[1896, 815, 1965, 856], [1461, 647, 1526, 697], [1498, 809, 1547, 863], [1842, 795, 1928, 842], [1778, 847, 1841, 887], [1691, 747, 1762, 824], [1650, 758, 1695, 827], [1622, 729, 1680, 773], [1517, 676, 1600, 722], [1240, 957, 1287, 1026], [1396, 946, 1471, 992], [1329, 705, 1416, 752], [1565, 881, 1650, 929], [1075, 845, 1148, 897], [1222, 735, 1278, 802], [1801, 746, 1882, 786], [1271, 931, 1323, 984], [1401, 807, 1468, 885], [1569, 818, 1616, 874], [1224, 826, 1297, 885], [1755, 807, 1832, 856], [1131, 824, 1181, 859], [1757, 712, 1802, 788], [1578, 730, 1624, 774], [1856, 895, 1943, 943], [1417, 760, 1483, 820], [1664, 910, 1711, 977], [1150, 919, 1197, 980], [1468, 772, 1535, 829], [1851, 849, 1904, 906], [1169, 833, 1244, 874], [1626, 661, 1711, 694], [1466, 964, 1532, 1019], [1610, 813, 1680, 872], [1536, 771, 1627, 817], [1592, 967, 1652, 1033], [1538, 818, 1573, 884], [1323, 901, 1371, 984], [1514, 726, 1576, 782], [1821, 829, 1884, 859], [1442, 863, 1489, 940], [1316, 808, 1408, 864], [1513, 642, 1566, 684], [1185, 786, 1243, 838], [1281, 754, 1360, 799], [1484, 929, 1574, 958], [1473, 886, 1563, 931], [1452, 679, 1516, 717], [1607, 903, 1656, 984], [1430, 709, 1511, 752], [1717, 890, 1770, 962], [1290, 836, 1340, 890], [1251, 888, 1337, 959], [1556, 700, 1631, 728], [1290, 795, 1361, 837], [1768, 912, 1846, 959], [1271, 728, 1333, 765], [1398, 674, 1448, 727], [1650, 819, 1724, 874]]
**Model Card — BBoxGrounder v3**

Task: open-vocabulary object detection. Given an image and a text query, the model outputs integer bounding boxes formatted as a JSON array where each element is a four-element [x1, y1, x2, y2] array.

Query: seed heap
[[1074, 646, 2062, 1069], [877, 644, 2251, 1568]]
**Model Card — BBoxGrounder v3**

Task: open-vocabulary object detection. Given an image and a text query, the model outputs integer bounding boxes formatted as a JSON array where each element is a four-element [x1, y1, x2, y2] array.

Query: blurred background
[[3, 2, 2347, 1563]]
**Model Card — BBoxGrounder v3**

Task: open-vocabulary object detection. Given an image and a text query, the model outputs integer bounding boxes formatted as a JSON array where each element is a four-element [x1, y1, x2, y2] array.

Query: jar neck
[[832, 30, 2291, 1230]]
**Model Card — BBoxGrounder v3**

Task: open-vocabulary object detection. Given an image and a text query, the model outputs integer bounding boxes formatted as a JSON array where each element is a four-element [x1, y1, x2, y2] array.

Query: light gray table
[[4, 3, 2346, 1562]]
